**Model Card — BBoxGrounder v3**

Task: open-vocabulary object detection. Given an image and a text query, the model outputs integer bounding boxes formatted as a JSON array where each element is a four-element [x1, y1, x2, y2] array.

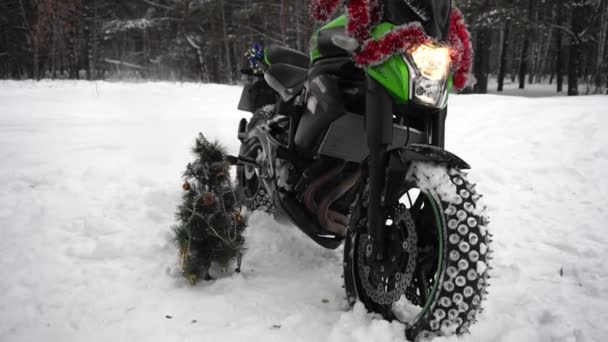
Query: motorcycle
[[229, 1, 491, 340]]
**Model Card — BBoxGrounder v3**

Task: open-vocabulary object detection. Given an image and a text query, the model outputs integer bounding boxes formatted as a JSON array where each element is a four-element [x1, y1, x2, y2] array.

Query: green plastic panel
[[310, 15, 347, 61], [324, 15, 347, 29], [367, 22, 411, 104], [308, 17, 425, 104]]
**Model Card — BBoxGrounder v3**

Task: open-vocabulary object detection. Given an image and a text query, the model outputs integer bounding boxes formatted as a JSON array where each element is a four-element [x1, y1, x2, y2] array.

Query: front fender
[[383, 144, 469, 204], [391, 144, 471, 170]]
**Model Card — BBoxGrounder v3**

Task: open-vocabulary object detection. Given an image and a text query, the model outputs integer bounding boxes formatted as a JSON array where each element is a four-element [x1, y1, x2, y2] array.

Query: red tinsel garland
[[447, 8, 472, 90], [369, 0, 383, 25], [352, 22, 430, 67], [310, 0, 342, 21], [309, 0, 473, 91], [311, 0, 383, 40], [346, 0, 374, 41]]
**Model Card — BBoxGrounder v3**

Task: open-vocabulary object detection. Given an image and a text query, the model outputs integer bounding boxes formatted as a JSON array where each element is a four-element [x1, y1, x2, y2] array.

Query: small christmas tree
[[173, 133, 247, 284]]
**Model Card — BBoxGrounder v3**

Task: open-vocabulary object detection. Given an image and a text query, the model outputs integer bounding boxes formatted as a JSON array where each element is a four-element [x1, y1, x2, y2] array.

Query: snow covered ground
[[486, 78, 602, 98], [0, 80, 607, 342]]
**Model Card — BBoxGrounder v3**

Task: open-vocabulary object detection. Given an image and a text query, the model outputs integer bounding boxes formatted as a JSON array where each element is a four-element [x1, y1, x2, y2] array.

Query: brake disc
[[357, 204, 418, 305]]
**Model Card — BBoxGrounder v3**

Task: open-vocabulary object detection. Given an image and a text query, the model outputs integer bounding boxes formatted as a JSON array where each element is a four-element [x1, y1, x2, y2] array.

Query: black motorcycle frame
[[235, 64, 469, 259]]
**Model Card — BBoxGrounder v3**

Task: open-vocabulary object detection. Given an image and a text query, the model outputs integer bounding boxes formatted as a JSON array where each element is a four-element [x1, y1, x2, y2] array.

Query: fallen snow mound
[[0, 81, 607, 342]]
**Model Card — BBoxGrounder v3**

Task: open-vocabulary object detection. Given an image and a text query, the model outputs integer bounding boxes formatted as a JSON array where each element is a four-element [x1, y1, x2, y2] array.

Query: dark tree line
[[0, 0, 314, 83], [1, 0, 607, 94], [461, 0, 608, 94]]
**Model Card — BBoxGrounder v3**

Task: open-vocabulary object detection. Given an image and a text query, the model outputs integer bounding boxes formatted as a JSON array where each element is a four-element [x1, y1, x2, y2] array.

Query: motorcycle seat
[[266, 45, 310, 69], [265, 63, 308, 101]]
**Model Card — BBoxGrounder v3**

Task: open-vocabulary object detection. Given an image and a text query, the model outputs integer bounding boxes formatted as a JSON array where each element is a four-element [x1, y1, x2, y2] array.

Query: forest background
[[1, 0, 607, 95]]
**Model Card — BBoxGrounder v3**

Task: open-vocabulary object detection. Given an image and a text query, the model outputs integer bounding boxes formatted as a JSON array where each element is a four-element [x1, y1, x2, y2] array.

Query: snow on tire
[[406, 162, 491, 341], [343, 161, 491, 342], [244, 187, 275, 214]]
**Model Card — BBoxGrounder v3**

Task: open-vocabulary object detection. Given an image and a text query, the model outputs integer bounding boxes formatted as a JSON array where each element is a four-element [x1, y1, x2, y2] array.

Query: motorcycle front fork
[[365, 75, 394, 262]]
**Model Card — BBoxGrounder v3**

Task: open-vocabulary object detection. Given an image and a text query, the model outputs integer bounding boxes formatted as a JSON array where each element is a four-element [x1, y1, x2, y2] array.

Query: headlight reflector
[[407, 44, 451, 108], [414, 77, 446, 106], [410, 44, 451, 81]]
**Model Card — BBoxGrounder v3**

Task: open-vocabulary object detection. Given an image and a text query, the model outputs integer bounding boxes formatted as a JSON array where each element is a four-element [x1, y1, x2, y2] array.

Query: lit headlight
[[407, 44, 451, 108]]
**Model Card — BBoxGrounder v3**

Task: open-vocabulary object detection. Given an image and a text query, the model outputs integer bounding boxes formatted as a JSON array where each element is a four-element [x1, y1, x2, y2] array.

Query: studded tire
[[236, 106, 275, 214], [344, 162, 491, 341]]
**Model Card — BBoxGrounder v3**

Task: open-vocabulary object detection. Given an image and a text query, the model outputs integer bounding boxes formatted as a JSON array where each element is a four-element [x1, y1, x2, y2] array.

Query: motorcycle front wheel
[[343, 162, 491, 341]]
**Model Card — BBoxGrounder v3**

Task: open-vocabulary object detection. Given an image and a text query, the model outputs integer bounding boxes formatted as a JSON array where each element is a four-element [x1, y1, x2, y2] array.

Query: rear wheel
[[236, 106, 275, 214], [344, 162, 491, 341]]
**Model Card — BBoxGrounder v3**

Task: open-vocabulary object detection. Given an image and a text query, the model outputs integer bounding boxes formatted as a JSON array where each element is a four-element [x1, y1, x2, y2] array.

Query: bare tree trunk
[[518, 34, 530, 88], [528, 43, 536, 84], [50, 2, 58, 79], [528, 0, 538, 84], [18, 0, 33, 79], [474, 28, 491, 93], [33, 37, 40, 80], [497, 20, 510, 92], [185, 33, 209, 82], [568, 3, 585, 96], [556, 0, 564, 92], [88, 25, 97, 80], [219, 0, 232, 84], [518, 0, 534, 89], [232, 39, 240, 82], [87, 3, 100, 81], [537, 25, 553, 83], [143, 28, 150, 69], [595, 0, 608, 93], [511, 45, 518, 83]]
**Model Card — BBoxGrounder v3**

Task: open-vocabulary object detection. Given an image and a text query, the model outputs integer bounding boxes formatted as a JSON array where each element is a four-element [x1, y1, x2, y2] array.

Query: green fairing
[[310, 47, 322, 61], [263, 48, 271, 66], [367, 22, 411, 104], [309, 15, 453, 104], [309, 15, 347, 61], [309, 17, 411, 103], [447, 74, 453, 94], [323, 14, 348, 29]]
